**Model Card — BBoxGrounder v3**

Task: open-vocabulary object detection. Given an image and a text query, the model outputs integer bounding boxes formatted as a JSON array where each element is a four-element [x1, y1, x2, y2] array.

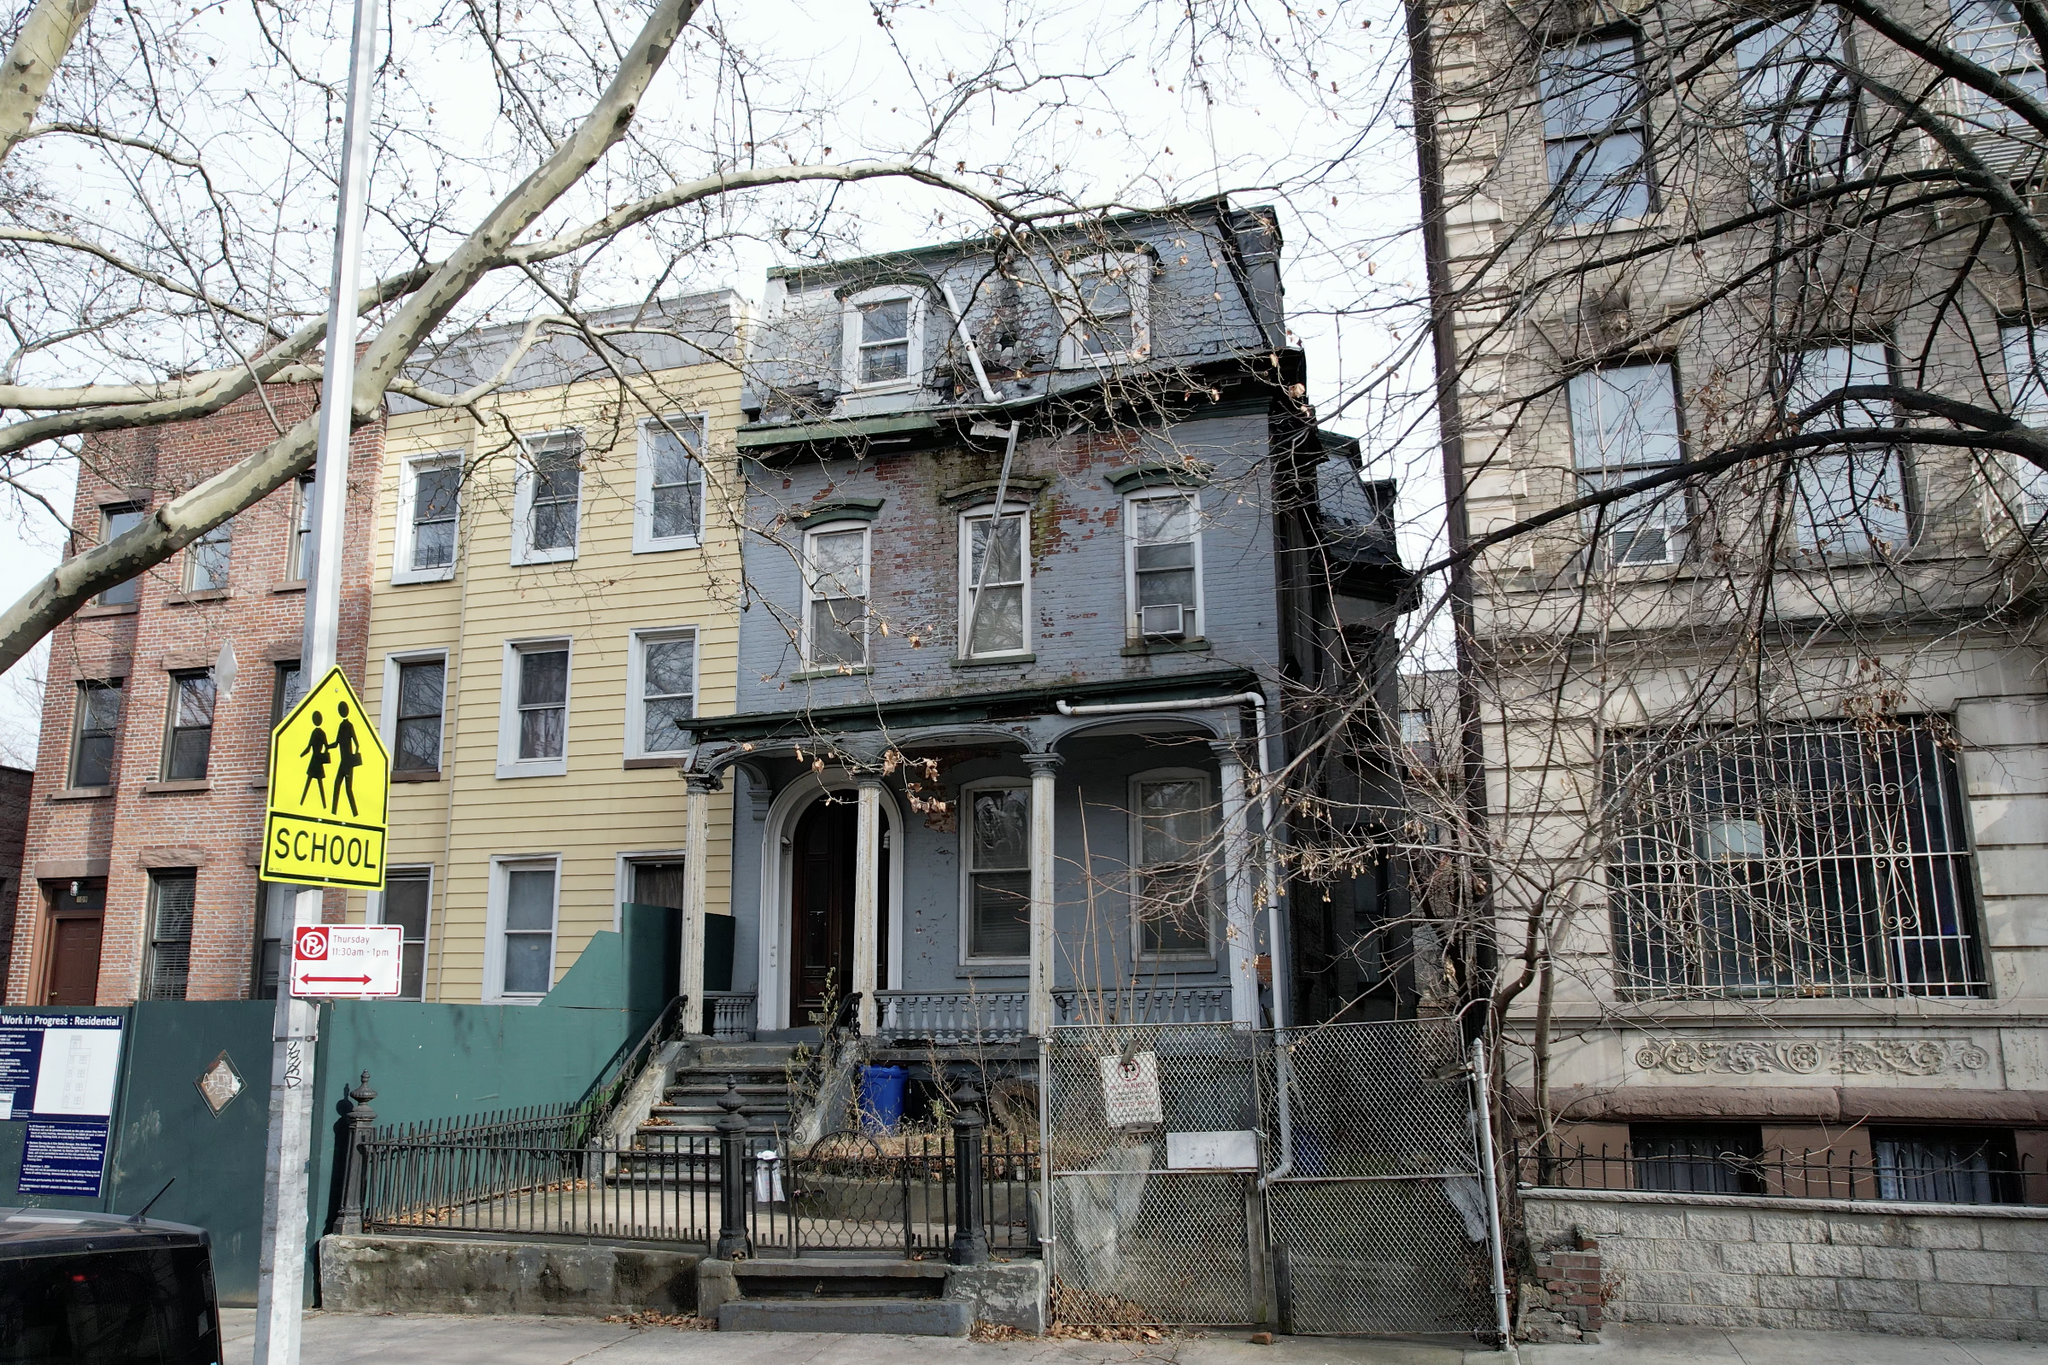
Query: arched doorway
[[787, 794, 890, 1021]]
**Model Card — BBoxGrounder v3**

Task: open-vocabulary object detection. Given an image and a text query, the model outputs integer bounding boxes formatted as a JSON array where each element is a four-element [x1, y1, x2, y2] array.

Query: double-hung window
[[803, 524, 871, 668], [1568, 361, 1687, 565], [144, 870, 196, 1001], [1133, 773, 1213, 958], [490, 857, 558, 1000], [964, 783, 1031, 960], [959, 507, 1030, 658], [843, 287, 923, 390], [1736, 12, 1858, 199], [498, 640, 570, 777], [1538, 33, 1654, 224], [1780, 342, 1910, 556], [629, 628, 696, 758], [1126, 492, 1202, 641], [392, 657, 446, 774], [395, 455, 460, 583], [1057, 254, 1152, 366], [163, 671, 216, 781], [514, 432, 582, 564], [1999, 322, 2048, 528], [272, 662, 306, 726], [184, 519, 232, 592], [635, 416, 706, 551], [70, 680, 121, 788], [97, 505, 143, 606], [1952, 0, 2047, 132], [379, 867, 433, 1000], [254, 881, 294, 999], [1605, 718, 1983, 1000]]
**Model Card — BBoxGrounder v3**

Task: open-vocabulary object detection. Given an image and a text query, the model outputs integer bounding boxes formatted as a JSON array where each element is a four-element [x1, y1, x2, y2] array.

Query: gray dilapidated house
[[672, 198, 1411, 1060]]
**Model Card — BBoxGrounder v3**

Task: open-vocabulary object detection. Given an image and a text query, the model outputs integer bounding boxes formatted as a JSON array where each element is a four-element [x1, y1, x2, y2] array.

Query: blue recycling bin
[[858, 1065, 909, 1134]]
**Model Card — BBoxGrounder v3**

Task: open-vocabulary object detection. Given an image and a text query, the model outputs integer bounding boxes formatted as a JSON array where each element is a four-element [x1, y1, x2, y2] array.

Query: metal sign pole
[[251, 0, 377, 1352]]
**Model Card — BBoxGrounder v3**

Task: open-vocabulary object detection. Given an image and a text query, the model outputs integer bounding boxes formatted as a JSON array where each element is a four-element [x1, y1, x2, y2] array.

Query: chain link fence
[[1261, 1019, 1496, 1336], [1044, 1022, 1262, 1326], [1044, 1017, 1503, 1338]]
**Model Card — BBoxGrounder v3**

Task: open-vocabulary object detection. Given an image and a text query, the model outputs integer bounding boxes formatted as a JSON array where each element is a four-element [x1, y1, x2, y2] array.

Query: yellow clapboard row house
[[347, 293, 747, 1003]]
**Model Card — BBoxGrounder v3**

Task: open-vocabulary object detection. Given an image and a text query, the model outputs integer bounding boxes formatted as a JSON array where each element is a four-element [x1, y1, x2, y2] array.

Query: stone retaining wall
[[318, 1234, 699, 1316], [1522, 1186, 2048, 1340]]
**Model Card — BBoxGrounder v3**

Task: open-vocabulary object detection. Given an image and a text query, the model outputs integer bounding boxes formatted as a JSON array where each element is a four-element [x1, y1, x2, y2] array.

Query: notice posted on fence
[[1099, 1051, 1163, 1129], [0, 1012, 123, 1123], [18, 1120, 110, 1197]]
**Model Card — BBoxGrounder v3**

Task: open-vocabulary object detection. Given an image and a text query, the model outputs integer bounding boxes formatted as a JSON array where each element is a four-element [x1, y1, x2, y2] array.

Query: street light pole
[[250, 0, 378, 1352]]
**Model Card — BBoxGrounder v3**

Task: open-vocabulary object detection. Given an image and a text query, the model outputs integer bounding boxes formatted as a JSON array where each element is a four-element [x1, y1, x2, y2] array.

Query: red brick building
[[0, 764, 35, 978], [3, 387, 379, 1005]]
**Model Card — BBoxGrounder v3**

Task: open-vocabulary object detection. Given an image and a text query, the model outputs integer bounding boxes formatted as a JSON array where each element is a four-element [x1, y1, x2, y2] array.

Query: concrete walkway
[[218, 1310, 2048, 1365]]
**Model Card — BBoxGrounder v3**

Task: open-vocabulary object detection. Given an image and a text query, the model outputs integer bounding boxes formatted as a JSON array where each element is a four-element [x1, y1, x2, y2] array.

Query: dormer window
[[843, 286, 925, 390], [1058, 254, 1153, 368]]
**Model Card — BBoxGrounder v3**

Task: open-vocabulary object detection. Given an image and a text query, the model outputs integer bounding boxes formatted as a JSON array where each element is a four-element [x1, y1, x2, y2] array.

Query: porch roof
[[690, 665, 1259, 748]]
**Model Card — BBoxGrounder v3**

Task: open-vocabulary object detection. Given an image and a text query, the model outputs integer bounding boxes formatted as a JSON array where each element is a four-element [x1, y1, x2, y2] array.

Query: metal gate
[[1044, 1022, 1263, 1326], [1044, 1018, 1506, 1339], [1261, 1019, 1502, 1337]]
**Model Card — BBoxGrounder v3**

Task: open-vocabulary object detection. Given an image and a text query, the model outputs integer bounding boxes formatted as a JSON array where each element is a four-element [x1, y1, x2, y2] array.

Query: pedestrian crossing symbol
[[262, 665, 389, 890]]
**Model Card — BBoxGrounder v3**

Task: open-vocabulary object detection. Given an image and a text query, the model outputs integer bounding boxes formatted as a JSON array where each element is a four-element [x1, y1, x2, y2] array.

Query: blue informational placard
[[19, 1120, 111, 1197], [0, 1012, 124, 1122]]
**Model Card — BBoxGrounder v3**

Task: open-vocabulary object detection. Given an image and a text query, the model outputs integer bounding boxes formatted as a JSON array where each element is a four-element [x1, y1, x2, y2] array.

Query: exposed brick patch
[[1518, 1225, 1604, 1344]]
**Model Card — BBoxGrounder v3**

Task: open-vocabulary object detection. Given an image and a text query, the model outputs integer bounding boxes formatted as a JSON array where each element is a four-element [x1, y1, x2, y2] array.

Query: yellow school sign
[[263, 665, 390, 890]]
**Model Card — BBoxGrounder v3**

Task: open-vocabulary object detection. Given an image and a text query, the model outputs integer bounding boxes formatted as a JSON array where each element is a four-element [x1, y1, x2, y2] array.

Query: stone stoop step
[[714, 1299, 973, 1335]]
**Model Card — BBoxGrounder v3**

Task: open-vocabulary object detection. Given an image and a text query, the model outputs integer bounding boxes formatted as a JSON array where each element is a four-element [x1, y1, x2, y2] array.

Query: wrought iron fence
[[356, 1097, 1040, 1256], [752, 1127, 1040, 1256], [1520, 1142, 2047, 1205]]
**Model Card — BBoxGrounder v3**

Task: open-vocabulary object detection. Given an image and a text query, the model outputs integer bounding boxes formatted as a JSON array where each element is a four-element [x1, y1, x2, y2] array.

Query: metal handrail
[[575, 993, 689, 1141]]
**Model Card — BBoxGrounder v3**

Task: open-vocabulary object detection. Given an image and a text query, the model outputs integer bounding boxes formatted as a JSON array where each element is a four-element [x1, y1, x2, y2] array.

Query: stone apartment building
[[1410, 0, 2048, 1192], [4, 386, 379, 1005]]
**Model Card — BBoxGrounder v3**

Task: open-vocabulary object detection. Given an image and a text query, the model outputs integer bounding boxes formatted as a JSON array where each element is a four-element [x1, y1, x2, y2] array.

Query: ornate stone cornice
[[1631, 1036, 1993, 1078]]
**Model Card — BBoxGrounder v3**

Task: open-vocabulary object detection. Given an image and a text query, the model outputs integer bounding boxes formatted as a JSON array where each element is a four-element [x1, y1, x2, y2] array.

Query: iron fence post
[[716, 1076, 753, 1259], [334, 1072, 377, 1235], [950, 1078, 988, 1266]]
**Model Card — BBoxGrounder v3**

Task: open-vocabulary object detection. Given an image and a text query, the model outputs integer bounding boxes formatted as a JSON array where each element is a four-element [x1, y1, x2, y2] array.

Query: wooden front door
[[44, 877, 106, 1006], [788, 797, 887, 1020]]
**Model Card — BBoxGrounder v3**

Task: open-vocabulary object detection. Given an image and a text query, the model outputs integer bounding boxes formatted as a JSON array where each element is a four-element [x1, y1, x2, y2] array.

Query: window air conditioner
[[1139, 603, 1186, 639]]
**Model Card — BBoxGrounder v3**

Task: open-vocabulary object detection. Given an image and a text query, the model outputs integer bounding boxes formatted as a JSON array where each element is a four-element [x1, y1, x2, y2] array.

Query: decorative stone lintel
[[1631, 1036, 1993, 1078]]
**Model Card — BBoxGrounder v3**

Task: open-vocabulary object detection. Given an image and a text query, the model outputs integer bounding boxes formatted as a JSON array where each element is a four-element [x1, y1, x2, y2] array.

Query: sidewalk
[[219, 1310, 2048, 1365]]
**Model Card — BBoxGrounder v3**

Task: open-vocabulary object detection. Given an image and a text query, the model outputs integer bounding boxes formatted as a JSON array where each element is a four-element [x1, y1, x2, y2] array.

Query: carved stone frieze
[[1631, 1037, 1993, 1077]]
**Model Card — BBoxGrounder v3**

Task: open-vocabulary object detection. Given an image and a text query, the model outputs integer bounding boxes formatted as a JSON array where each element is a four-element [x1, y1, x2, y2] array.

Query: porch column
[[1211, 740, 1260, 1026], [681, 771, 721, 1032], [852, 775, 883, 1035], [1024, 751, 1063, 1037]]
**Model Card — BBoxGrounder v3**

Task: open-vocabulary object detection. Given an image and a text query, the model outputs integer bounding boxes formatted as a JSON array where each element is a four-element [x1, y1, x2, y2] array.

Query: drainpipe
[[1051, 690, 1297, 1186]]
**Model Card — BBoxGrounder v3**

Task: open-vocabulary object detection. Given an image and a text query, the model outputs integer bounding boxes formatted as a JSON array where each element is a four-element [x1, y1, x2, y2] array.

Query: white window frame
[[287, 477, 314, 583], [633, 413, 709, 553], [1128, 767, 1217, 963], [1056, 253, 1153, 368], [484, 854, 560, 1003], [369, 864, 434, 1001], [1999, 321, 2048, 529], [393, 451, 462, 584], [840, 285, 925, 392], [496, 637, 573, 779], [380, 648, 450, 777], [1123, 489, 1206, 642], [959, 777, 1033, 966], [1779, 341, 1911, 557], [1567, 360, 1688, 567], [512, 430, 583, 566], [801, 521, 873, 669], [1952, 0, 2046, 131], [957, 502, 1033, 660], [626, 625, 700, 760]]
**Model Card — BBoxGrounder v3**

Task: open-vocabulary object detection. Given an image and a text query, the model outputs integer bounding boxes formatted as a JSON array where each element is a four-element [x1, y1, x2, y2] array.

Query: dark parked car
[[0, 1207, 221, 1365]]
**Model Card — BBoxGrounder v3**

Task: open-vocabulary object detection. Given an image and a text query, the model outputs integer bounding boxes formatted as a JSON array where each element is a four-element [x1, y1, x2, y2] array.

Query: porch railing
[[876, 985, 1236, 1043], [703, 991, 757, 1039]]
